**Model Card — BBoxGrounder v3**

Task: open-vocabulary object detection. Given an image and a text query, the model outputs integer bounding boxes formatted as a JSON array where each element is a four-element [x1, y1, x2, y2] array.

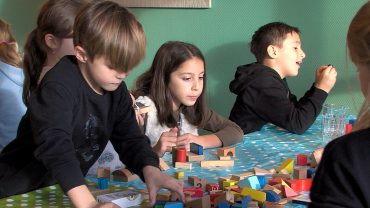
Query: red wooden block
[[287, 179, 312, 192], [183, 187, 203, 198], [177, 147, 187, 163], [296, 154, 308, 166]]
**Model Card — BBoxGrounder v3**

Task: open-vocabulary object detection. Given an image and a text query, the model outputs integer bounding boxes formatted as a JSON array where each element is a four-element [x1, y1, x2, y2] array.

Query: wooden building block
[[97, 167, 110, 179], [159, 158, 170, 171], [230, 171, 254, 181], [185, 195, 211, 208], [175, 171, 184, 179], [206, 183, 220, 192], [183, 187, 203, 198], [240, 187, 266, 203], [254, 167, 273, 175], [112, 168, 139, 182], [293, 166, 308, 179], [190, 142, 203, 155], [187, 152, 205, 162], [217, 146, 236, 157], [219, 156, 231, 160], [200, 160, 234, 167], [134, 101, 152, 115], [296, 154, 308, 166], [276, 158, 294, 173], [310, 148, 324, 168], [282, 185, 299, 198], [175, 162, 192, 169], [287, 179, 312, 192]]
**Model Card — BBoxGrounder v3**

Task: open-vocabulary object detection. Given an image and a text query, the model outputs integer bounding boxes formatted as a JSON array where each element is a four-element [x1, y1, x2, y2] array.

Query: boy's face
[[168, 57, 204, 111], [274, 32, 306, 78], [83, 56, 130, 94]]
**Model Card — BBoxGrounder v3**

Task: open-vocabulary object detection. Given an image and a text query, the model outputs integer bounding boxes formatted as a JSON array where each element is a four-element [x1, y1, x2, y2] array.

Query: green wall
[[0, 0, 366, 116]]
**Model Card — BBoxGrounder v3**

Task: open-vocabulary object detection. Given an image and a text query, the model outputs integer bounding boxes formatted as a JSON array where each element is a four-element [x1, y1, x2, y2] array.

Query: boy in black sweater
[[0, 1, 184, 207], [229, 22, 337, 134]]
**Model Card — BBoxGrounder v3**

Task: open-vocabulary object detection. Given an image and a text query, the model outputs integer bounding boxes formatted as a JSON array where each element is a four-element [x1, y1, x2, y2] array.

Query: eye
[[199, 76, 204, 80], [182, 76, 192, 81]]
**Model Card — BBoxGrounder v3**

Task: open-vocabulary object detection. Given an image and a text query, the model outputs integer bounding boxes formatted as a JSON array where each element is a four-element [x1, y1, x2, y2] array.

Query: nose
[[116, 71, 128, 80], [300, 49, 306, 59], [192, 79, 201, 91]]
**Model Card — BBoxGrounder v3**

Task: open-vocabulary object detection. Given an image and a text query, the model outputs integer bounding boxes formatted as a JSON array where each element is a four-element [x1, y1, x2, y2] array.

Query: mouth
[[188, 96, 198, 101], [296, 61, 302, 67]]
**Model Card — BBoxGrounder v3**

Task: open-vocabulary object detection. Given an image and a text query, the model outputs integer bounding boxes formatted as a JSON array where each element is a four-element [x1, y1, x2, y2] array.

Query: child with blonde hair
[[310, 2, 370, 207], [0, 18, 26, 149]]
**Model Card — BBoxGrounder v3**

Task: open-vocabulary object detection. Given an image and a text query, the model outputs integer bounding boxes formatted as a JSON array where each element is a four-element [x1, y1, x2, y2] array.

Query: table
[[0, 118, 325, 208]]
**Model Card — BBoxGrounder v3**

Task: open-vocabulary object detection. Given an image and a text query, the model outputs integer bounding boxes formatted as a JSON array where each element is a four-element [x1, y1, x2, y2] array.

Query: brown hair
[[73, 0, 146, 73], [133, 41, 207, 127], [347, 1, 370, 131], [0, 19, 22, 67], [250, 22, 300, 63], [23, 0, 86, 105]]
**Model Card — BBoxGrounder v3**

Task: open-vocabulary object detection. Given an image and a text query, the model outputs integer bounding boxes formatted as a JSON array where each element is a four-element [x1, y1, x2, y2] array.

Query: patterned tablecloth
[[0, 118, 326, 208]]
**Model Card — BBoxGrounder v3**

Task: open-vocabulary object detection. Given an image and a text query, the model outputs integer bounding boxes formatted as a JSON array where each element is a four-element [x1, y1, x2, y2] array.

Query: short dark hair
[[250, 22, 300, 62]]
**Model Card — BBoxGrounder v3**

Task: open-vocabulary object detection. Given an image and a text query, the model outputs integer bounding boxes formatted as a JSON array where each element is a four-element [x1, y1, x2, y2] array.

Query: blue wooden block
[[264, 190, 281, 202], [241, 196, 251, 207], [217, 202, 230, 208], [307, 167, 316, 178], [247, 175, 261, 190], [257, 175, 266, 189], [349, 118, 356, 126], [97, 177, 108, 190], [190, 142, 203, 155], [164, 201, 183, 208], [230, 203, 243, 208]]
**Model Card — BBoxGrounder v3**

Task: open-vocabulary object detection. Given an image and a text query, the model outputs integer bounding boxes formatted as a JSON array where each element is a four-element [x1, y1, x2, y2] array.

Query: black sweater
[[229, 63, 327, 134], [309, 127, 370, 208], [0, 56, 158, 197]]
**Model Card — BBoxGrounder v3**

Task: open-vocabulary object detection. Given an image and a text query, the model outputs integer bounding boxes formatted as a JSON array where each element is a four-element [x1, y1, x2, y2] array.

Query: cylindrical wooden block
[[297, 154, 307, 166], [176, 147, 187, 163]]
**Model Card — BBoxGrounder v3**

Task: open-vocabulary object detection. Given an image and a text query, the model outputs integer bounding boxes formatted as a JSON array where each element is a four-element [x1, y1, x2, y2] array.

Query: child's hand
[[153, 128, 178, 157], [176, 133, 196, 151], [314, 65, 337, 93], [143, 166, 185, 206]]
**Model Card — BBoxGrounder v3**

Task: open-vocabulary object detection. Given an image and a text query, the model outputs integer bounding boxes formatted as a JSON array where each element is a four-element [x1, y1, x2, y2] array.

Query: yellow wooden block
[[223, 180, 238, 187], [276, 158, 294, 173], [241, 187, 266, 202], [175, 171, 184, 179]]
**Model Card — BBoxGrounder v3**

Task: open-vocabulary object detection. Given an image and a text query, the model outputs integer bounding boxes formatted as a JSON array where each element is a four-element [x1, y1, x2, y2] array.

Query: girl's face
[[168, 57, 204, 111], [355, 63, 370, 99]]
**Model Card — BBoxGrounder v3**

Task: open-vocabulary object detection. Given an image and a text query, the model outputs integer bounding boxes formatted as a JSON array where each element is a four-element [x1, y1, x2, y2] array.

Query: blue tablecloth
[[0, 118, 326, 207]]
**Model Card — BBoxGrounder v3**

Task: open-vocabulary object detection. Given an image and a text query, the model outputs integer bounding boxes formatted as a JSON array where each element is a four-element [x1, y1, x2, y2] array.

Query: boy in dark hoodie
[[229, 22, 337, 134]]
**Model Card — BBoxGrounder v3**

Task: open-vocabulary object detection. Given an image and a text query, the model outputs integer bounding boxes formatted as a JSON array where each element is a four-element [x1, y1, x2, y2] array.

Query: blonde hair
[[74, 0, 146, 72], [347, 1, 370, 131], [0, 19, 22, 67]]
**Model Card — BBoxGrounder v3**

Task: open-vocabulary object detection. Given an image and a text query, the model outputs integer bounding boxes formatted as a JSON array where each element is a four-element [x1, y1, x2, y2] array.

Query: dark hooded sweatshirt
[[229, 63, 328, 134]]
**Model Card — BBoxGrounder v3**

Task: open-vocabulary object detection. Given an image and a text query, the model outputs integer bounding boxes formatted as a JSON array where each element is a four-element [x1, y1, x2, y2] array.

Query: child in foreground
[[0, 1, 184, 207], [309, 2, 370, 207]]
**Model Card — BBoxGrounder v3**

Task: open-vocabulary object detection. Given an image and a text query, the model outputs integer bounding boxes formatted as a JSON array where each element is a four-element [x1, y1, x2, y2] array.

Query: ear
[[267, 45, 278, 58], [44, 34, 60, 51], [75, 46, 88, 63]]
